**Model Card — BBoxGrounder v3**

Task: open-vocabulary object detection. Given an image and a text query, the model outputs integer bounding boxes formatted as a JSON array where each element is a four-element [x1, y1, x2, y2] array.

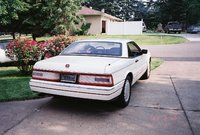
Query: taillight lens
[[79, 74, 113, 87], [32, 70, 60, 81]]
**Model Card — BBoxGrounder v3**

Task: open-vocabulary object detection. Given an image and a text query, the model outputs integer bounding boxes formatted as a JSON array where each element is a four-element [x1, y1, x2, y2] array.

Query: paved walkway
[[178, 33, 200, 41], [0, 42, 199, 135]]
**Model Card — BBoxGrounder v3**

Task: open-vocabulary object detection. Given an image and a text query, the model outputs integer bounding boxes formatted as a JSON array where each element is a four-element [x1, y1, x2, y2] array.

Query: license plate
[[61, 74, 77, 83]]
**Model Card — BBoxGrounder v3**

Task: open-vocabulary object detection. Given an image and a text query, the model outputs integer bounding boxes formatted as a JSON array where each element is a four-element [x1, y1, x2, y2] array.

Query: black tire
[[178, 32, 181, 34], [118, 76, 131, 108], [140, 61, 151, 80]]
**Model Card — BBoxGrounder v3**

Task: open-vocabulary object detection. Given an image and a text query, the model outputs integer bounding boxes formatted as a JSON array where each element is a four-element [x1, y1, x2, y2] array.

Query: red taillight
[[32, 70, 60, 82], [32, 70, 114, 87], [79, 74, 114, 87]]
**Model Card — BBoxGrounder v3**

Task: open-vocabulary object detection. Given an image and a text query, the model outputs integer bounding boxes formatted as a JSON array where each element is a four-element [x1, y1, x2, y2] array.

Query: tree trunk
[[12, 32, 15, 40], [32, 33, 36, 41]]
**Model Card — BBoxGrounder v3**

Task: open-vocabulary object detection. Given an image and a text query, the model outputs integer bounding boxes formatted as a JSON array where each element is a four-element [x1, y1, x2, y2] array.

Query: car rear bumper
[[30, 79, 124, 101], [168, 29, 182, 32]]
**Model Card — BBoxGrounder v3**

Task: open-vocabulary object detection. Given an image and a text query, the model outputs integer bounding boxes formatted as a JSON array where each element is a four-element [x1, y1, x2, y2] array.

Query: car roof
[[75, 39, 133, 44]]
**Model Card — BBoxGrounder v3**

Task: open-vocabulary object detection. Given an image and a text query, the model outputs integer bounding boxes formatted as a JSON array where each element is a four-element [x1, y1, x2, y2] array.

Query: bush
[[5, 35, 76, 74], [42, 35, 76, 58], [6, 39, 43, 74], [73, 23, 91, 35]]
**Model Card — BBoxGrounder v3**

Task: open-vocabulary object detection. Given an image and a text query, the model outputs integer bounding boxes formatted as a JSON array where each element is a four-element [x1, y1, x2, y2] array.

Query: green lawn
[[151, 58, 164, 70], [0, 34, 32, 40], [0, 58, 163, 102], [1, 34, 187, 45], [37, 35, 187, 45], [0, 67, 38, 102]]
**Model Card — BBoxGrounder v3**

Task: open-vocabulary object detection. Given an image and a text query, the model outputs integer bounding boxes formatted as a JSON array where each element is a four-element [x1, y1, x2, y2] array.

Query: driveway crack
[[186, 110, 200, 112], [132, 105, 182, 111], [169, 75, 195, 135]]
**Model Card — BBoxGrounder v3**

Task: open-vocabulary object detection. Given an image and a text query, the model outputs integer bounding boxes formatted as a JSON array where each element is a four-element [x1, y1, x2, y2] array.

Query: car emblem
[[65, 64, 70, 68]]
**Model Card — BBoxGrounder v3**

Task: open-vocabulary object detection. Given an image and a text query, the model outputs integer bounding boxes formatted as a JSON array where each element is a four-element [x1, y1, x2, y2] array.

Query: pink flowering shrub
[[6, 39, 43, 74], [5, 35, 76, 74], [43, 35, 76, 58]]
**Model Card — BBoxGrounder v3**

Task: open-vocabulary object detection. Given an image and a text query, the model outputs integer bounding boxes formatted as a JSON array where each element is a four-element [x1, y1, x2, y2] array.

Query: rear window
[[61, 41, 122, 57]]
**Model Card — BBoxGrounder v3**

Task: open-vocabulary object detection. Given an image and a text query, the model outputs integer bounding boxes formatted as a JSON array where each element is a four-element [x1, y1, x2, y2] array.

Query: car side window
[[127, 42, 141, 57]]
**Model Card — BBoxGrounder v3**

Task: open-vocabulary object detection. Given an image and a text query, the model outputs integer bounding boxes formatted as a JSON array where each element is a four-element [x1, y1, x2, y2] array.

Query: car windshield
[[61, 41, 122, 57]]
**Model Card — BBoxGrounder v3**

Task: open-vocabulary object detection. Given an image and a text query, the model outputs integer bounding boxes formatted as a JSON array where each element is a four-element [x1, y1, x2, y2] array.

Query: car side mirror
[[141, 49, 148, 54]]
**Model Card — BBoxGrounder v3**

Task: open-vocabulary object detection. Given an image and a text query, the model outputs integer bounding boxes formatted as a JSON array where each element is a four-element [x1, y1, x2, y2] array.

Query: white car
[[30, 39, 151, 107]]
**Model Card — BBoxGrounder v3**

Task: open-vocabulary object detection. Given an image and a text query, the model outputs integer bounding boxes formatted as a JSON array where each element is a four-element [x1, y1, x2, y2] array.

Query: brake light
[[32, 70, 60, 81], [79, 74, 113, 87]]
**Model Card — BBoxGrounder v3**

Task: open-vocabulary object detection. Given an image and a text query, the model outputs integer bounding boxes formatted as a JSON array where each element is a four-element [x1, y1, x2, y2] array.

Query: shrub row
[[5, 35, 76, 74]]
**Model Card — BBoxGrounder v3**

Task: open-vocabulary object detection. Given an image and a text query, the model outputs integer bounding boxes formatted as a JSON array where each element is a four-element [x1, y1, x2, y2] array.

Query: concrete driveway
[[0, 41, 200, 135], [146, 33, 200, 41]]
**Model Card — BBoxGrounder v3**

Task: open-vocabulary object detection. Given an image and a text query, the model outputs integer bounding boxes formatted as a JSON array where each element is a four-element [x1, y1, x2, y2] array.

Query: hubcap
[[124, 80, 131, 102]]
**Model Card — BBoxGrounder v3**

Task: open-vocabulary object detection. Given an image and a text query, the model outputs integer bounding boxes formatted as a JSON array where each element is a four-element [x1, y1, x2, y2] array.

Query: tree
[[185, 0, 200, 25], [84, 0, 142, 21], [117, 0, 138, 20], [84, 0, 120, 18], [0, 0, 85, 40], [23, 0, 85, 40], [155, 0, 200, 26], [0, 0, 29, 25], [0, 0, 29, 39]]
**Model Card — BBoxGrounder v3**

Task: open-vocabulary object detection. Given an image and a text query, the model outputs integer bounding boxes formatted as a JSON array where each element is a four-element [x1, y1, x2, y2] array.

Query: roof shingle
[[78, 7, 122, 21]]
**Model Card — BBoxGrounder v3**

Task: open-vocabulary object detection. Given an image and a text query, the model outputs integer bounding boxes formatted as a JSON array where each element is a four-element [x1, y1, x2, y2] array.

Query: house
[[78, 7, 122, 35]]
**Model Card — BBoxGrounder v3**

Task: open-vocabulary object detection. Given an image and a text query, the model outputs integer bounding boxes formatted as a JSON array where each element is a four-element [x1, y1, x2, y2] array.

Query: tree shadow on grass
[[0, 67, 30, 77]]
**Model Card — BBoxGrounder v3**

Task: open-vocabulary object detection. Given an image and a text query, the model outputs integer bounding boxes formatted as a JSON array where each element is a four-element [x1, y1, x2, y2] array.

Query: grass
[[151, 58, 164, 70], [0, 34, 32, 40], [0, 67, 39, 102], [0, 58, 163, 102], [1, 34, 187, 45], [37, 35, 187, 45]]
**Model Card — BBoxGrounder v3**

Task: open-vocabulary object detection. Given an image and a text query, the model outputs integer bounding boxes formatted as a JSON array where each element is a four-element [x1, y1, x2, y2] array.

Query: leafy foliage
[[0, 0, 29, 25], [23, 0, 85, 37], [43, 35, 76, 58], [6, 39, 43, 74], [84, 0, 138, 21], [5, 35, 76, 74], [84, 0, 121, 18], [73, 23, 91, 35], [0, 0, 85, 39], [155, 0, 200, 26], [84, 0, 200, 29]]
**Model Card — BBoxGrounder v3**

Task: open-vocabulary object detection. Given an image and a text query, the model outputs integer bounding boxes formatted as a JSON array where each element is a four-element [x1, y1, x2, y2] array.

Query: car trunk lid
[[34, 55, 121, 74]]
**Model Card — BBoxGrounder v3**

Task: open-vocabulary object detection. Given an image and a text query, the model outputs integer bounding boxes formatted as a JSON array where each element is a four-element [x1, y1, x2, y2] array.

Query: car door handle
[[135, 59, 139, 63]]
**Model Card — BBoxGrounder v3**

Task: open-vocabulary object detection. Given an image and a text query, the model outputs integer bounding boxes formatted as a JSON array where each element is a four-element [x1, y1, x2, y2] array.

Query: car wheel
[[178, 32, 181, 34], [118, 76, 131, 108], [140, 60, 151, 80]]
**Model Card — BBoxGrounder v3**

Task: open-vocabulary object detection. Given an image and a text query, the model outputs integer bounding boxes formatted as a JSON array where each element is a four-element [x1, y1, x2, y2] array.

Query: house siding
[[84, 15, 102, 35]]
